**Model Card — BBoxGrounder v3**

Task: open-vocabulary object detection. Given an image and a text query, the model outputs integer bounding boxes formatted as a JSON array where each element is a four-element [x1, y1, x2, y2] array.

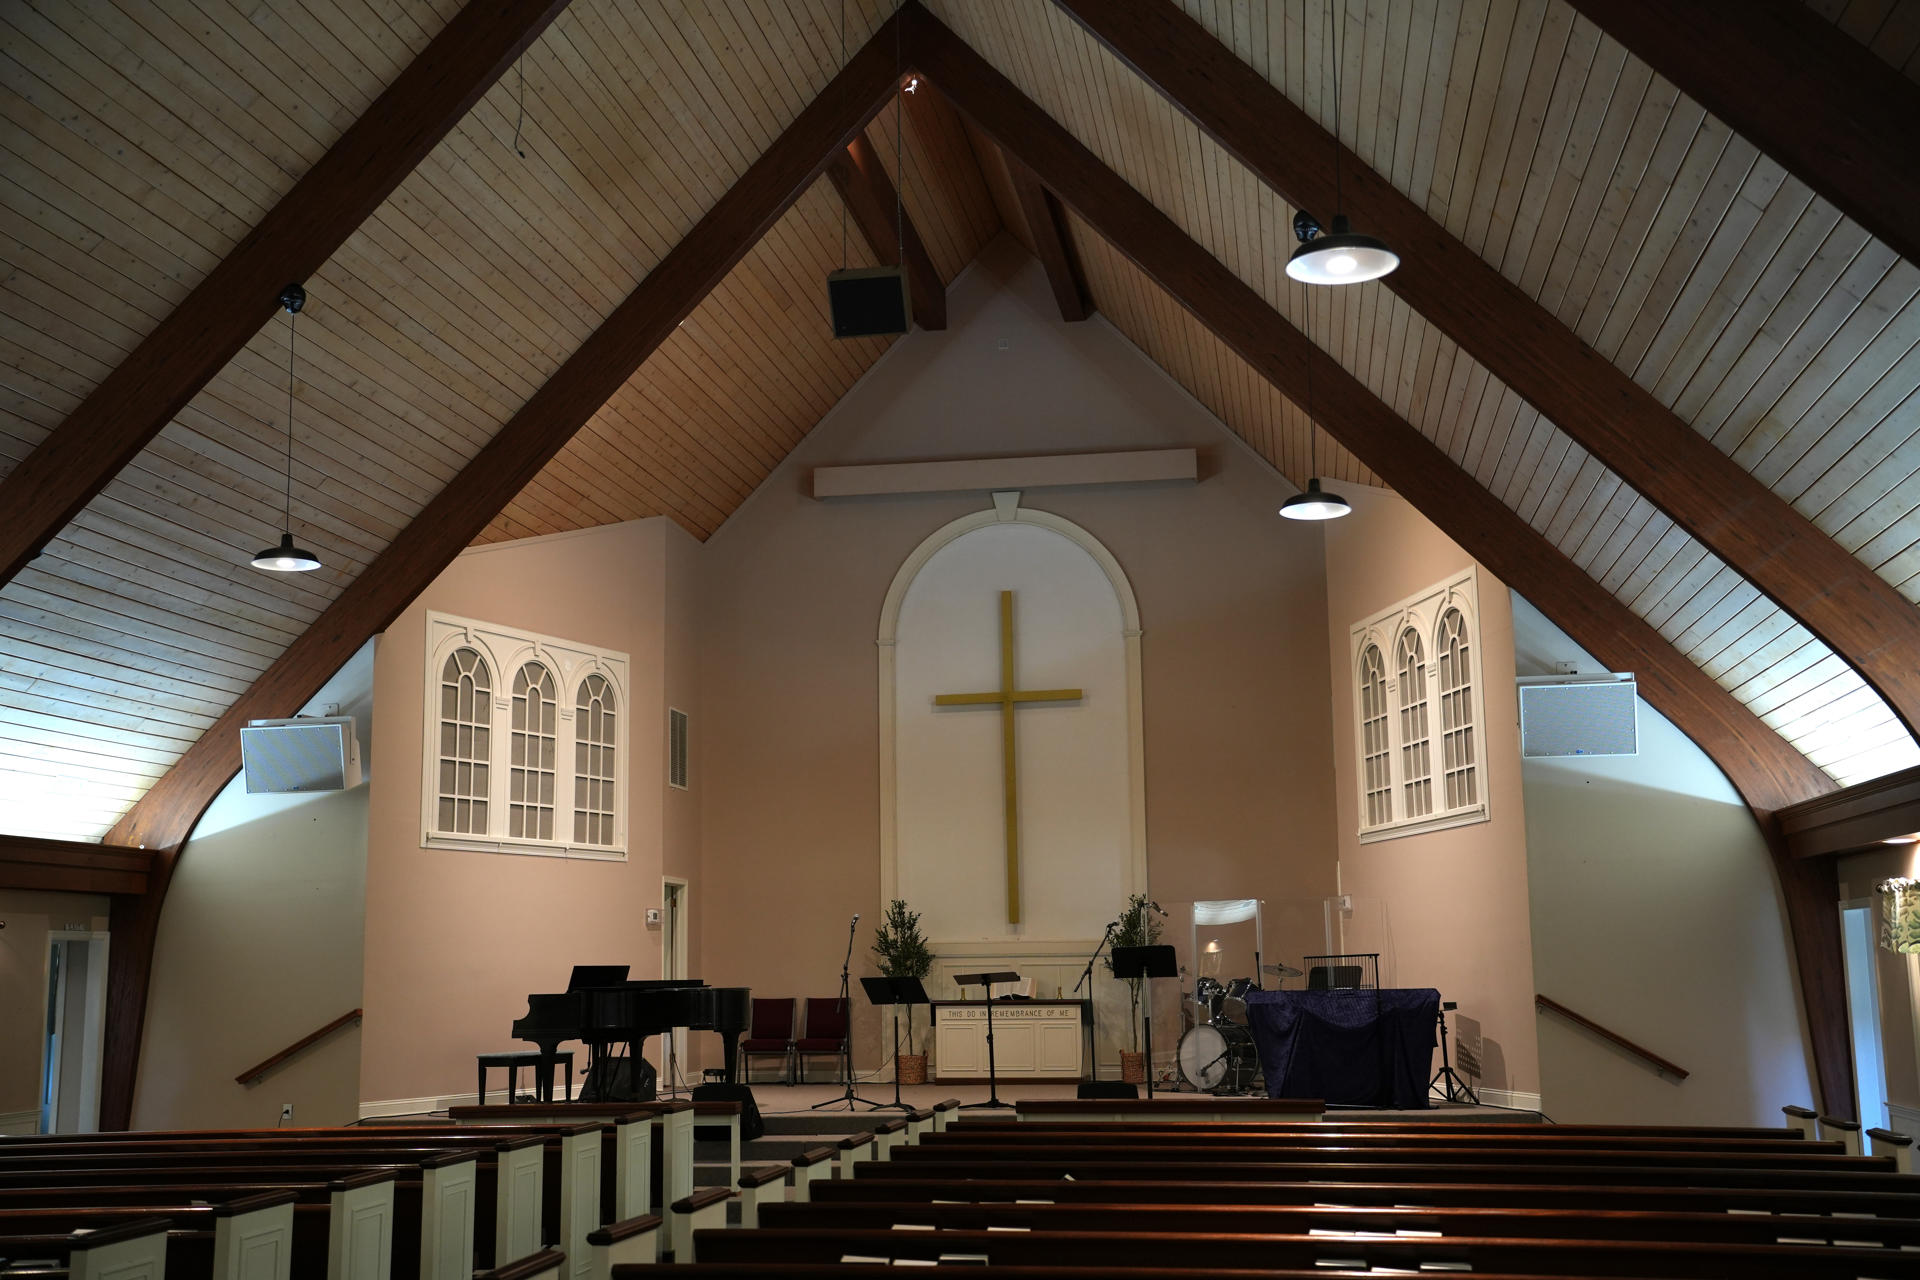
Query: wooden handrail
[[1535, 994, 1688, 1080], [235, 1009, 362, 1085]]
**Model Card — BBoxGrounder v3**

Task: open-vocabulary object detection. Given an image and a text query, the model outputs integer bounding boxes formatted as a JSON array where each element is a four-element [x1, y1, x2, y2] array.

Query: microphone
[[1149, 900, 1168, 917], [851, 913, 860, 924]]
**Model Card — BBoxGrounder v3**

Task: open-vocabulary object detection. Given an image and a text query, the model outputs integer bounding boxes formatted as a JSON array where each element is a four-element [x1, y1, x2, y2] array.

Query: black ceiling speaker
[[827, 265, 910, 338]]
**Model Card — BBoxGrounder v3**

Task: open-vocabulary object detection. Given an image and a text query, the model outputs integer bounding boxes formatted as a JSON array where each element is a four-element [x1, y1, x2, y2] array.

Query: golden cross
[[933, 590, 1083, 925]]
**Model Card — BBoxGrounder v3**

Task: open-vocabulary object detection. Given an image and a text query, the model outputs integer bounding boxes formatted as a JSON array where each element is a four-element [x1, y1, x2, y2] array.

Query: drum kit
[[1174, 961, 1303, 1093]]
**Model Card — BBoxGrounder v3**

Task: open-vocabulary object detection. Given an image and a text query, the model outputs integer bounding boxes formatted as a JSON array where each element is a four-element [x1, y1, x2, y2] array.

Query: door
[[1842, 903, 1888, 1132], [661, 878, 688, 1089], [40, 935, 109, 1134]]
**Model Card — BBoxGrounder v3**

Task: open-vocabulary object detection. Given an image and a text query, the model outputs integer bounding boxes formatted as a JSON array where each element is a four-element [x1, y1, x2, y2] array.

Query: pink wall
[[693, 237, 1342, 1063], [1322, 486, 1539, 1100], [360, 520, 674, 1108]]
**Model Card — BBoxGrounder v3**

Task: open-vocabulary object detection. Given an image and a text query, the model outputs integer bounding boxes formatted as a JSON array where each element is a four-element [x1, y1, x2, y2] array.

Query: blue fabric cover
[[1244, 988, 1440, 1108]]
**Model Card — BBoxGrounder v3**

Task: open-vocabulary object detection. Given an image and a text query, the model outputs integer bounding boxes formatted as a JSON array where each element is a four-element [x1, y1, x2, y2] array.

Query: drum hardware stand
[[1430, 1000, 1478, 1105], [814, 914, 884, 1111], [955, 971, 1021, 1109], [1073, 923, 1115, 1083]]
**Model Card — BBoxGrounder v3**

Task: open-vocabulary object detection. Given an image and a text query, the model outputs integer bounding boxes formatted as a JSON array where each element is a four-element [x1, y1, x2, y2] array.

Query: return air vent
[[668, 708, 689, 790], [1518, 677, 1638, 758]]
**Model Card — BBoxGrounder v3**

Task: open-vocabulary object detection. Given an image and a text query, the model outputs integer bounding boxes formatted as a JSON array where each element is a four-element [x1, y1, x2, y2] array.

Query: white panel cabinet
[[932, 1000, 1086, 1080]]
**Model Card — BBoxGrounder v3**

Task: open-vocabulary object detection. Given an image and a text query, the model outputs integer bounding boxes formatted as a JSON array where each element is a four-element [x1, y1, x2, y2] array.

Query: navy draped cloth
[[1245, 988, 1440, 1108]]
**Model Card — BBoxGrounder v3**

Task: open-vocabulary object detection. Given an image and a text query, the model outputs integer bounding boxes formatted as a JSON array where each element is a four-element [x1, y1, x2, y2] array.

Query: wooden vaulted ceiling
[[3, 0, 1918, 851]]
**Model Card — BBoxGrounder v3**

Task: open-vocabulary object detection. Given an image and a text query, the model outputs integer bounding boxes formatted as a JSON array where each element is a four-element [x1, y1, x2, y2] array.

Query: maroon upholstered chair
[[741, 997, 797, 1085], [795, 996, 851, 1084]]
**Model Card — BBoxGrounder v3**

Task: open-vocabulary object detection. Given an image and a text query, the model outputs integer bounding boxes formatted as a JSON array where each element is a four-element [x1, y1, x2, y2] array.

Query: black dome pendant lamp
[[251, 284, 323, 573], [1279, 340, 1351, 521], [1286, 0, 1399, 287]]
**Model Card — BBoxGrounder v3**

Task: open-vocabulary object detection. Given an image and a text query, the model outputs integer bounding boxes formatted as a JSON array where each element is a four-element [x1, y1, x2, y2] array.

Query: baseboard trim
[[358, 1092, 477, 1120], [1475, 1087, 1544, 1113], [0, 1109, 38, 1136]]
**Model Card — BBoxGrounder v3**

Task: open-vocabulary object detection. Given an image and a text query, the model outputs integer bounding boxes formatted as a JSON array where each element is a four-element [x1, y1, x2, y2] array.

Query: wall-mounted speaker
[[1517, 677, 1638, 758], [827, 265, 909, 338], [240, 716, 363, 793]]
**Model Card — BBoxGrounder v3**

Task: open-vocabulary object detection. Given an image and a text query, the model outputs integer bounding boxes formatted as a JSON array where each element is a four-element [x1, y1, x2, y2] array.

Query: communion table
[[932, 998, 1091, 1082]]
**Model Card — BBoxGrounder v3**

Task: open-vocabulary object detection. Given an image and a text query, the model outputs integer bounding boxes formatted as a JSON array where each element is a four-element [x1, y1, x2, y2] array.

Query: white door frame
[[661, 877, 689, 1086], [1840, 897, 1888, 1132], [40, 932, 110, 1134]]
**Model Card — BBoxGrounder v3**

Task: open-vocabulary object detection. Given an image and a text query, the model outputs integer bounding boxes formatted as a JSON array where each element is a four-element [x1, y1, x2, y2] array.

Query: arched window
[[1358, 643, 1393, 828], [1395, 626, 1432, 819], [436, 648, 491, 834], [510, 661, 558, 840], [574, 673, 618, 846], [1436, 606, 1478, 810]]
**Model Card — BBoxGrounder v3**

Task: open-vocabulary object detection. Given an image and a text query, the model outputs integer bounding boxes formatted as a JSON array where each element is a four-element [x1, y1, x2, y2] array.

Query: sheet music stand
[[861, 976, 930, 1112], [1110, 945, 1177, 1098], [953, 971, 1020, 1109]]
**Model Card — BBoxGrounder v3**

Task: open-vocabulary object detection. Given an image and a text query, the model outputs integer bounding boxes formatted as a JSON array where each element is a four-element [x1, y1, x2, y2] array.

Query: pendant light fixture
[[251, 283, 323, 573], [1286, 0, 1399, 286], [1279, 338, 1351, 521]]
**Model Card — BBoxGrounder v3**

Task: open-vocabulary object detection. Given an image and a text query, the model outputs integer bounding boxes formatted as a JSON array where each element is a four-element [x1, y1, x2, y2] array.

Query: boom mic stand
[[1074, 923, 1115, 1082], [814, 914, 883, 1111]]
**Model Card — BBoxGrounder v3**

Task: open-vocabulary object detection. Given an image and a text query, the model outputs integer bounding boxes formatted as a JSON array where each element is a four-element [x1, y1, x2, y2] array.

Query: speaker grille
[[240, 718, 361, 793], [1519, 681, 1638, 758]]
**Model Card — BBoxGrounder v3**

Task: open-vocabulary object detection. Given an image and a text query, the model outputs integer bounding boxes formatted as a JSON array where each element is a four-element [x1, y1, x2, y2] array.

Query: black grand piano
[[511, 966, 750, 1100]]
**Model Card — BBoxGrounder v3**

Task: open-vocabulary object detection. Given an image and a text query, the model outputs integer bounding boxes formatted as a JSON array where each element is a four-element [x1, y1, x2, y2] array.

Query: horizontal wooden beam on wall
[[812, 448, 1197, 498], [0, 835, 150, 897], [1777, 764, 1920, 859]]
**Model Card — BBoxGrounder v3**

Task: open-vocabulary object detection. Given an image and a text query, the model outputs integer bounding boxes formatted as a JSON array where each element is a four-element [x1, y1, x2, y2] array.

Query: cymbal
[[1262, 962, 1304, 978]]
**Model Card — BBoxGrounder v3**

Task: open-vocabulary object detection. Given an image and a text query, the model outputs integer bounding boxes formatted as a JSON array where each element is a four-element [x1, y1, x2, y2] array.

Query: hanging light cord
[[895, 6, 906, 265], [1329, 0, 1343, 216], [283, 302, 297, 531], [513, 58, 527, 158], [839, 0, 849, 269]]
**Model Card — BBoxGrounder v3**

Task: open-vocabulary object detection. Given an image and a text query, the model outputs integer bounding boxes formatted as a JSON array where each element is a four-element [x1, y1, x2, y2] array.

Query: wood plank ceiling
[[2, 0, 1917, 844], [921, 0, 1920, 790]]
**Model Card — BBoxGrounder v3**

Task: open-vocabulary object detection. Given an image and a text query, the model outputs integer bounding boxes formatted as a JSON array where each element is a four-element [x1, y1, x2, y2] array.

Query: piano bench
[[477, 1049, 573, 1105]]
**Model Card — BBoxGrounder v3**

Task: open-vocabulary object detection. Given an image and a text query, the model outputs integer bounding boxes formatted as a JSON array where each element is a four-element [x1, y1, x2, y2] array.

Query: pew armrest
[[670, 1187, 733, 1263]]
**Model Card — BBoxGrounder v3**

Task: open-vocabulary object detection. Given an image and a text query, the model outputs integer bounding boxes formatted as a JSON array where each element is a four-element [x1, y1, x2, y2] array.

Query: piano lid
[[568, 964, 631, 991]]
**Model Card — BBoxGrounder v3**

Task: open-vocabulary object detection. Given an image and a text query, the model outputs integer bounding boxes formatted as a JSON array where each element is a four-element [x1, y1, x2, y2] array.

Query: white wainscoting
[[0, 1109, 38, 1136]]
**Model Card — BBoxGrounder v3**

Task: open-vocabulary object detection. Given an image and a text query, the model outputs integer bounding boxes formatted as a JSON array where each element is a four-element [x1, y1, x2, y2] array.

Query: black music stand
[[954, 971, 1020, 1109], [861, 976, 930, 1112], [1111, 945, 1177, 1099]]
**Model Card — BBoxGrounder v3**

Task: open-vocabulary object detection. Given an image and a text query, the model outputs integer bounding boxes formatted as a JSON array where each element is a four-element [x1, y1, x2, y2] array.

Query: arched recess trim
[[876, 491, 1147, 924]]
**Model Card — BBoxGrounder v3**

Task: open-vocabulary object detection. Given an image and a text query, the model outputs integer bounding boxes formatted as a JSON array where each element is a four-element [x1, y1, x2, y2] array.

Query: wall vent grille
[[668, 708, 689, 790], [1518, 679, 1638, 758]]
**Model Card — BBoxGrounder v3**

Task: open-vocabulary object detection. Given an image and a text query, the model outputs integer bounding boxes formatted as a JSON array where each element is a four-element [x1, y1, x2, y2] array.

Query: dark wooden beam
[[90, 13, 908, 1133], [1050, 0, 1920, 748], [1006, 153, 1089, 322], [906, 2, 1855, 1119], [1777, 763, 1920, 859], [0, 0, 572, 592], [826, 133, 947, 331], [0, 835, 150, 896], [1566, 0, 1920, 270]]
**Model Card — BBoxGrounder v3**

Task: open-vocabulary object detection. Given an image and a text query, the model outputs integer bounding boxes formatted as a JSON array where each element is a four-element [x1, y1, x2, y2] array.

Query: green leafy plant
[[1103, 893, 1164, 1052], [871, 898, 935, 1056]]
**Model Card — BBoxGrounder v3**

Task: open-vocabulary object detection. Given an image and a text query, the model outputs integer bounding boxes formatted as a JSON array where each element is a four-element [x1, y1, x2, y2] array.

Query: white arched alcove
[[878, 492, 1147, 975]]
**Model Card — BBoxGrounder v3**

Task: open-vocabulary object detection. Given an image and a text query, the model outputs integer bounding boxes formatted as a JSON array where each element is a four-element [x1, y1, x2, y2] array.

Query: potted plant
[[872, 898, 935, 1084], [1105, 893, 1163, 1084]]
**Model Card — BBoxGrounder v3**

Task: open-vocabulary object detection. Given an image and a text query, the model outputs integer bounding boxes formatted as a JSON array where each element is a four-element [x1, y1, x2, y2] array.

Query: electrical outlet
[[279, 1103, 294, 1123]]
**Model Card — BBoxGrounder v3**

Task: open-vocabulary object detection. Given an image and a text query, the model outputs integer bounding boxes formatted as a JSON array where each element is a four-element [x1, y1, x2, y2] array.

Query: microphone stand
[[814, 914, 882, 1111], [1074, 923, 1115, 1082]]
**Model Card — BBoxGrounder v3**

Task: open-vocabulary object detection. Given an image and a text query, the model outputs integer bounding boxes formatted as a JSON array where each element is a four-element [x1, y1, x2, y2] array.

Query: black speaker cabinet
[[828, 265, 910, 338]]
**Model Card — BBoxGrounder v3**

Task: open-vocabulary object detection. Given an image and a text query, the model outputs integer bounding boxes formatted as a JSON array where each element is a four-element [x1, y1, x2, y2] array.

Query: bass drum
[[1176, 1022, 1256, 1092]]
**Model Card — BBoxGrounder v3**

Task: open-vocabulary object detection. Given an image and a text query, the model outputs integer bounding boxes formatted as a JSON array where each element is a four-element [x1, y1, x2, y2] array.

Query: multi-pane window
[[575, 674, 618, 845], [1395, 627, 1432, 819], [1436, 606, 1477, 811], [1349, 572, 1488, 841], [1358, 644, 1392, 828], [510, 662, 558, 840], [437, 648, 491, 834], [423, 612, 629, 859]]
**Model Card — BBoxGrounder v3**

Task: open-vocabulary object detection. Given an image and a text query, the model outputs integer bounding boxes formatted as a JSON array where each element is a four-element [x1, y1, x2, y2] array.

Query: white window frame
[[421, 611, 630, 860], [1349, 569, 1489, 843]]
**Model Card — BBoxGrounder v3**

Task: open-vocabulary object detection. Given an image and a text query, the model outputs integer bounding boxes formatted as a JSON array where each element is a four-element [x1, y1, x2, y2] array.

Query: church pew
[[751, 1196, 1920, 1249], [1006, 1098, 1325, 1123], [0, 1192, 299, 1280], [585, 1215, 661, 1279], [610, 1270, 1859, 1280], [734, 1166, 789, 1230], [882, 1139, 1878, 1171], [0, 1216, 172, 1280], [851, 1154, 1910, 1190], [784, 1147, 836, 1204], [475, 1246, 566, 1280], [454, 1102, 685, 1248], [803, 1173, 1920, 1218], [683, 1225, 1919, 1276], [669, 1190, 733, 1263], [925, 1126, 1836, 1153]]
